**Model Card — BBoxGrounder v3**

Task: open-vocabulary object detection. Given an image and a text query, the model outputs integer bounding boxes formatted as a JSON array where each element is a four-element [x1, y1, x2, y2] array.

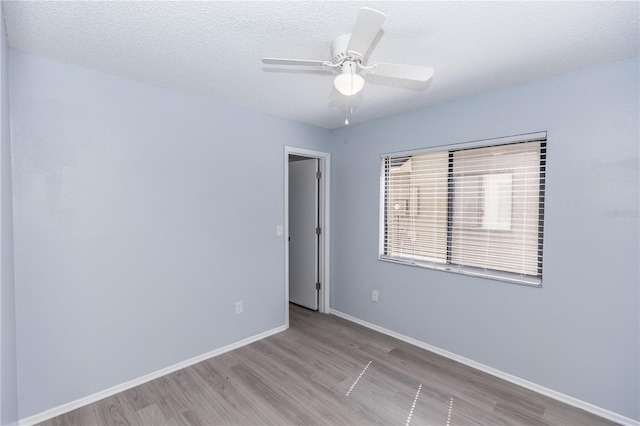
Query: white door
[[289, 157, 319, 310]]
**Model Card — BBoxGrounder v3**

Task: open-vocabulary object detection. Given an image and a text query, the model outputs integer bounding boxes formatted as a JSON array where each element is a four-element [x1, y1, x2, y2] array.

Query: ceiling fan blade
[[346, 8, 386, 58], [262, 58, 327, 67], [371, 63, 435, 82]]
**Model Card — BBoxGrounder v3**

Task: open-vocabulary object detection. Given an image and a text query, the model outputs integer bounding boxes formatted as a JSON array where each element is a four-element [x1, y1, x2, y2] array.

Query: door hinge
[[316, 282, 321, 290], [316, 171, 322, 179], [316, 227, 321, 235]]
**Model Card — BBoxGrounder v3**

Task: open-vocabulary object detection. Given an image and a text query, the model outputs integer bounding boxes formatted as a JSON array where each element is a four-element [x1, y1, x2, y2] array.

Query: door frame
[[284, 146, 331, 326]]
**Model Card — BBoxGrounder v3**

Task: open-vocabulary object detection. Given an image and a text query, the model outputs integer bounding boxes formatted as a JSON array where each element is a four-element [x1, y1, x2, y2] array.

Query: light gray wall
[[330, 57, 639, 420], [0, 3, 19, 424], [9, 49, 330, 418]]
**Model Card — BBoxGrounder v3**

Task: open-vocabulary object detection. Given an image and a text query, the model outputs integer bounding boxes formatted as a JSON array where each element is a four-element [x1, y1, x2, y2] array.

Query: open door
[[288, 157, 319, 310]]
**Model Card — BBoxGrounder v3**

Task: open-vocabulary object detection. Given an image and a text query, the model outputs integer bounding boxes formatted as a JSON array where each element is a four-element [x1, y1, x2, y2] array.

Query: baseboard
[[19, 325, 288, 426], [330, 308, 639, 426]]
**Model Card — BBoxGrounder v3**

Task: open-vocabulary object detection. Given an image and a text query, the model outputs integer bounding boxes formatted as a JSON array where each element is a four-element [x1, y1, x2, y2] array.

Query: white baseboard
[[330, 308, 639, 426], [19, 325, 288, 426]]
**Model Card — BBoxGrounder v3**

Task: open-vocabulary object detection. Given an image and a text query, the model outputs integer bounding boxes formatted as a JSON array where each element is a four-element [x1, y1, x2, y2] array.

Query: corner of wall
[[0, 1, 20, 424]]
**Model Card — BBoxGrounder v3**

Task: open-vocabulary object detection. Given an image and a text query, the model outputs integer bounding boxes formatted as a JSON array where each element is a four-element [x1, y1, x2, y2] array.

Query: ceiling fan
[[262, 7, 434, 123]]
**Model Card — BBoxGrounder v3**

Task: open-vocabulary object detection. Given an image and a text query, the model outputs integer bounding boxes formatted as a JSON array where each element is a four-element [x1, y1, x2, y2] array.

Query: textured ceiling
[[3, 1, 639, 129]]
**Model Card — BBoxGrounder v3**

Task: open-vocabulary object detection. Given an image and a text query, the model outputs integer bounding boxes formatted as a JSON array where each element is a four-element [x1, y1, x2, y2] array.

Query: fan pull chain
[[345, 98, 352, 125], [345, 63, 355, 125], [345, 100, 349, 125], [344, 106, 355, 125]]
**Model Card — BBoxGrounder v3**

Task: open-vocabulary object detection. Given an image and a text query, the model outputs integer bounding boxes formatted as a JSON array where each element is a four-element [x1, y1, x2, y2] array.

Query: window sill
[[378, 255, 543, 288]]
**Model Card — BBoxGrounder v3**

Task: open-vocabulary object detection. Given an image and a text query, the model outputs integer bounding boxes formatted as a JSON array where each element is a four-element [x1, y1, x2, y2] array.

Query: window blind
[[381, 137, 546, 285]]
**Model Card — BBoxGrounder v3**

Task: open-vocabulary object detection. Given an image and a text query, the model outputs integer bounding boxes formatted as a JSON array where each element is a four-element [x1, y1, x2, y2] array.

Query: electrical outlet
[[372, 290, 379, 302], [235, 300, 243, 314]]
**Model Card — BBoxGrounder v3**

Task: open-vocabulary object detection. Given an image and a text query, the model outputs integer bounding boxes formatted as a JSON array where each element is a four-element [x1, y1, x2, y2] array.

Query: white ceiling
[[3, 1, 639, 129]]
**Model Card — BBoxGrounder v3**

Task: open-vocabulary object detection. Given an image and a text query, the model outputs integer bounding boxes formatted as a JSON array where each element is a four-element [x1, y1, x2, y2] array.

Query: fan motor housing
[[331, 33, 353, 64]]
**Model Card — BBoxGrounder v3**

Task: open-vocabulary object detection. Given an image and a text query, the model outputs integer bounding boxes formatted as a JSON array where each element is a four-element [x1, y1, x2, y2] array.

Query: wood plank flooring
[[39, 304, 617, 425]]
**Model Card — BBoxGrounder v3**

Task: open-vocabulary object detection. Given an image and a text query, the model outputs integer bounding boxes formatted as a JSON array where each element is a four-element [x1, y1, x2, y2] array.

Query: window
[[380, 133, 546, 286]]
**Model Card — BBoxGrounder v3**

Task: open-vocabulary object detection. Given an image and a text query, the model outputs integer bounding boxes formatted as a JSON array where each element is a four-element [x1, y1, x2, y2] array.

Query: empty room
[[0, 1, 638, 425]]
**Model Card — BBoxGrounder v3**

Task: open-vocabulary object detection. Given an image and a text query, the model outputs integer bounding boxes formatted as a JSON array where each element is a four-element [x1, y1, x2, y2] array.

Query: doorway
[[284, 147, 330, 326]]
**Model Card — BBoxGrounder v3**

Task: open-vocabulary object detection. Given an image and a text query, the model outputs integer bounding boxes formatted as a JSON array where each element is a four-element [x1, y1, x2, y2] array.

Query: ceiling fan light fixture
[[261, 7, 435, 123], [334, 62, 364, 96]]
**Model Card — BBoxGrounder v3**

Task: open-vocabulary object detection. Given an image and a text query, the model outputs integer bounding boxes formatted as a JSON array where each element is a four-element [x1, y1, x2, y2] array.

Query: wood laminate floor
[[39, 304, 617, 425]]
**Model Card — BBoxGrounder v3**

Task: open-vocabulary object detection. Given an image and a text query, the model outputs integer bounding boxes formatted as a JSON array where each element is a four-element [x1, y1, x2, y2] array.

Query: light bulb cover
[[334, 62, 365, 96]]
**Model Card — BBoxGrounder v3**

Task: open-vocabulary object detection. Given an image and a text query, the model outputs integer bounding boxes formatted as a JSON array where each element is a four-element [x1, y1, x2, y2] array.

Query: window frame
[[379, 132, 546, 287]]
